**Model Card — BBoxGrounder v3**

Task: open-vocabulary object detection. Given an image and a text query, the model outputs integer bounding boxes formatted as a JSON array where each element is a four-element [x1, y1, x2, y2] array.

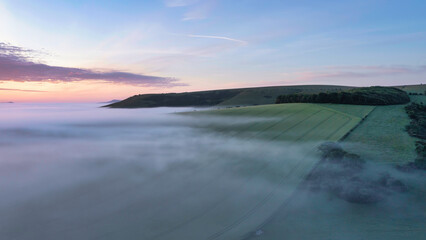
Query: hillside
[[245, 96, 425, 240], [184, 103, 373, 142], [176, 103, 374, 239], [397, 84, 426, 95], [105, 85, 352, 108]]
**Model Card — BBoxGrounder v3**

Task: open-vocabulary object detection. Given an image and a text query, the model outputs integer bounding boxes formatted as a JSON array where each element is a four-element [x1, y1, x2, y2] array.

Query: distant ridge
[[105, 85, 352, 108]]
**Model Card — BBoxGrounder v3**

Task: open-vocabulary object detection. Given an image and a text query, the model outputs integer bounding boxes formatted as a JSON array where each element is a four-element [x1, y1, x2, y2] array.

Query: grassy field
[[186, 103, 374, 142], [342, 104, 417, 164], [340, 94, 426, 165]]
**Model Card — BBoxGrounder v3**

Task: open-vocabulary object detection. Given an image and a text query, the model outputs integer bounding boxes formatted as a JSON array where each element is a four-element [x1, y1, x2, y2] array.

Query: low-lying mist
[[248, 143, 426, 240], [0, 103, 424, 240], [0, 103, 320, 240]]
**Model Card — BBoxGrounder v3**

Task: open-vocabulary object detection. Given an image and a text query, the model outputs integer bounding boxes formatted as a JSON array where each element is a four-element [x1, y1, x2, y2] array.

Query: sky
[[0, 0, 425, 102]]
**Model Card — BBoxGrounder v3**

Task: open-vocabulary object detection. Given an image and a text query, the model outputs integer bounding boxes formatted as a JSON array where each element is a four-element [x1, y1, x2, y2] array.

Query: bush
[[308, 142, 406, 204]]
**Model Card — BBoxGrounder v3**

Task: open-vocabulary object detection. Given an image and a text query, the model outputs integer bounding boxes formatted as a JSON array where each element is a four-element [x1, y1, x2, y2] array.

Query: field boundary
[[339, 106, 377, 142]]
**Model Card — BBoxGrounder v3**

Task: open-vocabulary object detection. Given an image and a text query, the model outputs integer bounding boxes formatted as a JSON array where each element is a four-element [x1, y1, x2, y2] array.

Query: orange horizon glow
[[0, 81, 165, 102]]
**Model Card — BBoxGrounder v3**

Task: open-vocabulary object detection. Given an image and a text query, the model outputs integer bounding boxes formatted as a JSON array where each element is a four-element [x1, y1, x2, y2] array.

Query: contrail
[[187, 34, 248, 44]]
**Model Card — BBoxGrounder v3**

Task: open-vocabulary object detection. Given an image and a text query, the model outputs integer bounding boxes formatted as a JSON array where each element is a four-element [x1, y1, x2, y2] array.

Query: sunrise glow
[[1, 0, 425, 102]]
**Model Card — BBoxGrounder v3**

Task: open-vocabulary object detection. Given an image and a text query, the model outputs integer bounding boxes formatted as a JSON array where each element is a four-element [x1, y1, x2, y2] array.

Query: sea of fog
[[0, 103, 319, 240], [1, 103, 424, 240]]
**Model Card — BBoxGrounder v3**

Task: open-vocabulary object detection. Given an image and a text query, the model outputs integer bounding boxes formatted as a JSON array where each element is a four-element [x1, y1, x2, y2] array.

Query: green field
[[171, 103, 374, 239], [186, 103, 374, 143], [342, 104, 417, 164]]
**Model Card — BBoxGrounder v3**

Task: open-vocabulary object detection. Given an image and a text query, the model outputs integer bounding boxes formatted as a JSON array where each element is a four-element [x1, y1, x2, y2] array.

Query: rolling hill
[[167, 103, 374, 239], [106, 85, 352, 108]]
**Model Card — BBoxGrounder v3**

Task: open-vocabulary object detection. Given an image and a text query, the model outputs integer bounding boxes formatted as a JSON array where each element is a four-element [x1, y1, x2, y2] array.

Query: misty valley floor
[[0, 103, 424, 240]]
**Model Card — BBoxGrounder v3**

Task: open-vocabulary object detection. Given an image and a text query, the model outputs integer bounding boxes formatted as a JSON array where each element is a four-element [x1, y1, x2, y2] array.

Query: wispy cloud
[[187, 34, 247, 45], [0, 88, 47, 92], [0, 42, 185, 87]]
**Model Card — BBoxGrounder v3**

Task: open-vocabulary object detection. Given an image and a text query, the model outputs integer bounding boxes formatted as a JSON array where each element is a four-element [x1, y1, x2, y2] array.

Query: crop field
[[187, 103, 374, 142], [342, 104, 417, 164], [169, 103, 374, 239]]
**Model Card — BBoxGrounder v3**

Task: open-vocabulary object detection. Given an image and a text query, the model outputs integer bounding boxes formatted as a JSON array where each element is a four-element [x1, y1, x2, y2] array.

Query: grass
[[342, 104, 417, 164], [318, 104, 374, 118], [185, 103, 374, 143]]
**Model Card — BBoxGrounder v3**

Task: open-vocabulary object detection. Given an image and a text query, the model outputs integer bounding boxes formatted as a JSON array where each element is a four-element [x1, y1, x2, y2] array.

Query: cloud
[[0, 42, 185, 86], [164, 0, 199, 7], [0, 88, 47, 92], [187, 34, 247, 45]]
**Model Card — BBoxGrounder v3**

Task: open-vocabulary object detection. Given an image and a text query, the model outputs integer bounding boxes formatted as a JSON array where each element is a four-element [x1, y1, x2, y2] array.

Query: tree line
[[405, 103, 426, 170], [275, 87, 410, 105]]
